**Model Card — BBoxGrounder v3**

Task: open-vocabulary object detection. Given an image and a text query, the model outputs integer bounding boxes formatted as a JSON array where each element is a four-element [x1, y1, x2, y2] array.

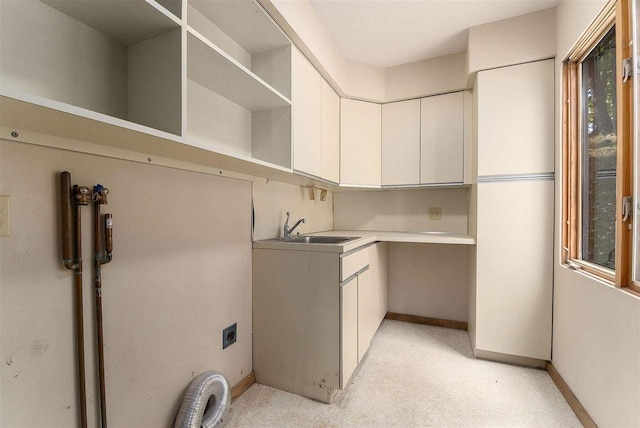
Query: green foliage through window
[[581, 26, 617, 269]]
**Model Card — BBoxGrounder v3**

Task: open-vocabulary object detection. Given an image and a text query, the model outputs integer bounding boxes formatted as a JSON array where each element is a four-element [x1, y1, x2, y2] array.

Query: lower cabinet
[[470, 180, 553, 364], [253, 242, 388, 403], [356, 269, 373, 362], [358, 243, 388, 361], [340, 272, 359, 389]]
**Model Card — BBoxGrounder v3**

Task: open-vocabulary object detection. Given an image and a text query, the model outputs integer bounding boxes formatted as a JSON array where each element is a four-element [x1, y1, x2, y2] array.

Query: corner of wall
[[385, 52, 469, 101], [264, 0, 386, 100], [252, 179, 334, 241]]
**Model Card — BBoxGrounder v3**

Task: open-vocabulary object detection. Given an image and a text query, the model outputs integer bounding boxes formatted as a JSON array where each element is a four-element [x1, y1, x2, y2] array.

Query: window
[[563, 0, 638, 293], [581, 26, 617, 270]]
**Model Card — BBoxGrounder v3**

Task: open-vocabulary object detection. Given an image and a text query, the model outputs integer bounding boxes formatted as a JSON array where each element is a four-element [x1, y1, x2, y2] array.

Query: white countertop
[[253, 230, 476, 253]]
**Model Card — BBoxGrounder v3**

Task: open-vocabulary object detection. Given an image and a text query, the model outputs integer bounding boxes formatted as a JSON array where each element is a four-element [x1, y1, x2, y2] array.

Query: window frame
[[562, 0, 638, 293]]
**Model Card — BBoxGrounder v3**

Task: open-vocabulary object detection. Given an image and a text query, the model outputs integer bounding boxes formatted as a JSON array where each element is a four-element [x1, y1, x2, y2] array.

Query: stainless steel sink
[[267, 236, 360, 244]]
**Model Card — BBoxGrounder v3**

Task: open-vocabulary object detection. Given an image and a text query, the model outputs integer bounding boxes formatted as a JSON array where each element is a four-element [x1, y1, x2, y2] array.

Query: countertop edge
[[253, 230, 476, 252]]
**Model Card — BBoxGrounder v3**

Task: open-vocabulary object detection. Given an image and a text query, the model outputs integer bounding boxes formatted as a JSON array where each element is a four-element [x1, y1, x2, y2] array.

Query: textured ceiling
[[308, 0, 559, 68]]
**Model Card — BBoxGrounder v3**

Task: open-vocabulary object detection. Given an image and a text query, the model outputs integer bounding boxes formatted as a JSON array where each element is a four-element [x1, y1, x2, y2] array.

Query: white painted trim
[[1, 126, 256, 183], [477, 173, 555, 182]]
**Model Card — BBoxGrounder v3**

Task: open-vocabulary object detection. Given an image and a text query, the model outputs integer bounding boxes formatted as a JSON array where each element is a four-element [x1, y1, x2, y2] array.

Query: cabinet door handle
[[340, 265, 370, 286]]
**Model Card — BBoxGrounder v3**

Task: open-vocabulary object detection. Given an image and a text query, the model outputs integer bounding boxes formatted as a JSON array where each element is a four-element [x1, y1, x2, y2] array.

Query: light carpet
[[227, 320, 581, 427]]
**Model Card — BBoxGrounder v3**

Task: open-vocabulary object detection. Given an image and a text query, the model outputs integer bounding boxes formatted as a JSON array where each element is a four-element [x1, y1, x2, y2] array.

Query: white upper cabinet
[[292, 48, 322, 178], [341, 99, 382, 186], [420, 92, 464, 185], [321, 80, 341, 183], [382, 99, 421, 186], [291, 48, 340, 183], [476, 59, 554, 177]]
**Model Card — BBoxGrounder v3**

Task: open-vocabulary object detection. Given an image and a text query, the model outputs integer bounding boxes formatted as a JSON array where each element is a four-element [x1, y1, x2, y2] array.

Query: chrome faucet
[[283, 211, 305, 238]]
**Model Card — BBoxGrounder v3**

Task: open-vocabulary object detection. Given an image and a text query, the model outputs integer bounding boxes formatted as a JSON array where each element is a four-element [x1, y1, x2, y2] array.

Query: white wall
[[467, 8, 556, 82], [264, 0, 470, 102], [267, 0, 386, 101], [252, 178, 333, 241], [333, 188, 469, 233], [385, 52, 468, 101], [554, 1, 640, 426], [389, 243, 469, 322], [0, 140, 254, 427]]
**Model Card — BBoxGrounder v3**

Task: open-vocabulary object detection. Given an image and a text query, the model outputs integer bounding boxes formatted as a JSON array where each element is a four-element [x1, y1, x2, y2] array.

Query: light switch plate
[[427, 207, 441, 220], [0, 196, 9, 236]]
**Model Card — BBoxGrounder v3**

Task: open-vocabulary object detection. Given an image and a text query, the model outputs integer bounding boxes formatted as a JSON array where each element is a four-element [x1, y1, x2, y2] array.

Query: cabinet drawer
[[341, 249, 369, 281]]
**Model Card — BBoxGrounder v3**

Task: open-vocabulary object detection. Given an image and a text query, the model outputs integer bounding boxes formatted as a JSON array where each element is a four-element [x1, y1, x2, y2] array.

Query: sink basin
[[268, 236, 360, 244]]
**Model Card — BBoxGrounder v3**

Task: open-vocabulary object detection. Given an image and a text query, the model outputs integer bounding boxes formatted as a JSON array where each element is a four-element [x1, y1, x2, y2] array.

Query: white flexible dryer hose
[[175, 371, 231, 428]]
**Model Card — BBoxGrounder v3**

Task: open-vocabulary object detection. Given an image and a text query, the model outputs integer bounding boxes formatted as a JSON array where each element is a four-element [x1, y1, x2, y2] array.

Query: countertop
[[253, 230, 476, 253]]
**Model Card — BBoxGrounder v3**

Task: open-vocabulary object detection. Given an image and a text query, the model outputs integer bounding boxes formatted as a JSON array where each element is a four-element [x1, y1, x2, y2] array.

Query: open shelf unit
[[1, 0, 183, 136], [185, 0, 292, 169], [0, 0, 293, 172], [187, 0, 291, 98], [39, 0, 182, 45]]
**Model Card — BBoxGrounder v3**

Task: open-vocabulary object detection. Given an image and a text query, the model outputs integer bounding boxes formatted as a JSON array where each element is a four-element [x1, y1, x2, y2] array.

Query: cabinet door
[[476, 59, 554, 176], [340, 276, 358, 389], [341, 99, 382, 186], [321, 79, 340, 183], [254, 249, 341, 402], [475, 180, 553, 360], [292, 48, 322, 177], [420, 92, 464, 184], [369, 242, 389, 325], [382, 99, 420, 186], [357, 268, 375, 362]]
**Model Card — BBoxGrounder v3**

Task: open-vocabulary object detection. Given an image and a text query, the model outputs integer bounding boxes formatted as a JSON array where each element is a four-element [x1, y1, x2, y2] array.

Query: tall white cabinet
[[470, 59, 554, 364]]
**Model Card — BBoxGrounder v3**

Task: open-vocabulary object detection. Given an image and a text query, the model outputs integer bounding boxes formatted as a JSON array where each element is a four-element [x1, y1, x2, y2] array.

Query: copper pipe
[[104, 214, 113, 263], [60, 174, 88, 428], [93, 186, 110, 428], [73, 190, 88, 428], [60, 172, 74, 269]]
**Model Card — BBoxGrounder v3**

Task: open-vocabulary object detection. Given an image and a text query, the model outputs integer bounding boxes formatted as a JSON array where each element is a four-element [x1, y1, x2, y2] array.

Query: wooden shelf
[[39, 0, 181, 46], [187, 30, 291, 112]]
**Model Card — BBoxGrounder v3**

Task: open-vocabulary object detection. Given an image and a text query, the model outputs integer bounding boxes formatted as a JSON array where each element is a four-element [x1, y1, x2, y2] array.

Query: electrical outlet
[[427, 207, 442, 220], [223, 323, 237, 349], [0, 196, 9, 236]]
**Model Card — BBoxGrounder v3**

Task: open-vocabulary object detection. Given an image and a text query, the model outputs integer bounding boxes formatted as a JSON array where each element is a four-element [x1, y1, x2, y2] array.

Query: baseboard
[[231, 371, 256, 403], [546, 362, 597, 428], [474, 348, 546, 368], [385, 312, 468, 330]]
